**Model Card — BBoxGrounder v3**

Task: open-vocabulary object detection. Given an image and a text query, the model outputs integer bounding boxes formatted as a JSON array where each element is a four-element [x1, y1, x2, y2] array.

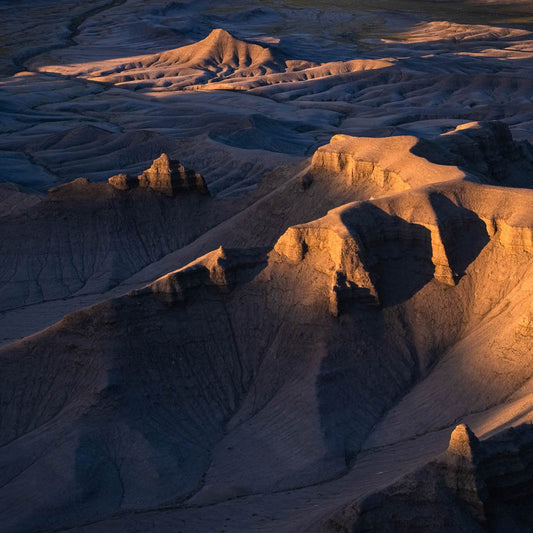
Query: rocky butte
[[109, 153, 209, 196]]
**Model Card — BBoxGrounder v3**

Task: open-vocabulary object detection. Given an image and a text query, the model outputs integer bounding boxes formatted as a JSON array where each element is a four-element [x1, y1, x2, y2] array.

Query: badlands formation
[[1, 1, 533, 532]]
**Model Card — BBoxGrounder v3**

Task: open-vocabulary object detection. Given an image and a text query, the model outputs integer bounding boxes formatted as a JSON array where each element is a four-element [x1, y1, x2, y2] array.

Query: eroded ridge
[[136, 245, 267, 303], [306, 121, 533, 196], [274, 179, 533, 314]]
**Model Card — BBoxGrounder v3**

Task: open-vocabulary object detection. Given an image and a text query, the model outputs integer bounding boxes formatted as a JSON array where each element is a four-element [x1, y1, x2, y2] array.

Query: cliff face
[[274, 180, 533, 315], [308, 134, 443, 195], [274, 224, 379, 315], [306, 122, 533, 197]]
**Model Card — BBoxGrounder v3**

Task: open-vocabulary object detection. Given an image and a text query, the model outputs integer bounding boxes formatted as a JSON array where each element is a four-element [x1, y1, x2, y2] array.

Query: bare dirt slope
[[1, 122, 532, 532]]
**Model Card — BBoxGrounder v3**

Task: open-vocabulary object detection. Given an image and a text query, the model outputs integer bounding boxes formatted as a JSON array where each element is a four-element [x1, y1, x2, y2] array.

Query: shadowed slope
[[0, 166, 217, 313], [323, 423, 533, 532], [0, 176, 531, 532]]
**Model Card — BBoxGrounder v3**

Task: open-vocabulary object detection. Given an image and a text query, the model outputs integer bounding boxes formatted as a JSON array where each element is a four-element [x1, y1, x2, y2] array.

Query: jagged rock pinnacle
[[447, 424, 480, 460], [109, 153, 208, 196]]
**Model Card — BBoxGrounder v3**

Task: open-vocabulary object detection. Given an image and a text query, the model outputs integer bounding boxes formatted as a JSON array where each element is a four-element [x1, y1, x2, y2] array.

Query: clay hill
[[35, 28, 394, 92], [0, 120, 532, 532], [40, 29, 290, 90]]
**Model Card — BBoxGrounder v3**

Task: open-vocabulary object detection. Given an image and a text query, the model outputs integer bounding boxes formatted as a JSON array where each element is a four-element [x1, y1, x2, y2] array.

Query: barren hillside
[[0, 1, 532, 532]]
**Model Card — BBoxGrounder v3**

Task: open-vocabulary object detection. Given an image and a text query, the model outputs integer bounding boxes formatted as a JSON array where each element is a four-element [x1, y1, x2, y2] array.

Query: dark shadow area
[[483, 423, 533, 533], [329, 422, 533, 532], [62, 279, 262, 530], [10, 0, 129, 74], [412, 121, 533, 190], [148, 246, 270, 305], [339, 202, 436, 307], [409, 119, 533, 189], [315, 204, 438, 464], [209, 114, 315, 155], [335, 192, 492, 307], [225, 246, 270, 287], [315, 302, 419, 467], [428, 192, 490, 281]]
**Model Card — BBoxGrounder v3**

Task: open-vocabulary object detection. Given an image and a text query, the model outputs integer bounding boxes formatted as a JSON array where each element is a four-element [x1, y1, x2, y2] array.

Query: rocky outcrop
[[138, 153, 208, 196], [324, 423, 533, 533], [274, 181, 533, 314], [136, 246, 266, 304], [107, 172, 137, 191], [108, 153, 208, 196], [305, 122, 533, 198], [438, 424, 486, 522], [446, 423, 481, 460]]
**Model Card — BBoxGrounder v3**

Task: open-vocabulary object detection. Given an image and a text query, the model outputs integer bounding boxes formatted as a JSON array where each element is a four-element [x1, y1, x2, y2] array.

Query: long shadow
[[340, 202, 435, 307], [316, 193, 492, 463], [428, 192, 490, 282], [11, 0, 129, 74], [315, 203, 434, 465], [410, 122, 533, 190], [479, 423, 533, 530], [66, 248, 270, 529], [315, 296, 419, 468], [338, 196, 491, 308]]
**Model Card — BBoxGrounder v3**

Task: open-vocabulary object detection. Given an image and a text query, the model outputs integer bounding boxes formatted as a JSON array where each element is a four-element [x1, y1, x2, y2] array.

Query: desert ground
[[1, 1, 532, 532]]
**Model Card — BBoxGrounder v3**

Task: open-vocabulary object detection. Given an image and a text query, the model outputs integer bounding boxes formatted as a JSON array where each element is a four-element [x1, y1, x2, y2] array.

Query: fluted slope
[[1, 175, 532, 531]]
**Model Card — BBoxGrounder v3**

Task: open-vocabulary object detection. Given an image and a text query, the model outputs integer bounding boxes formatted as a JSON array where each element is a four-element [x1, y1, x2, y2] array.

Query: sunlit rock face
[[108, 153, 209, 196], [138, 153, 208, 196], [108, 172, 136, 191], [1, 1, 533, 532]]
